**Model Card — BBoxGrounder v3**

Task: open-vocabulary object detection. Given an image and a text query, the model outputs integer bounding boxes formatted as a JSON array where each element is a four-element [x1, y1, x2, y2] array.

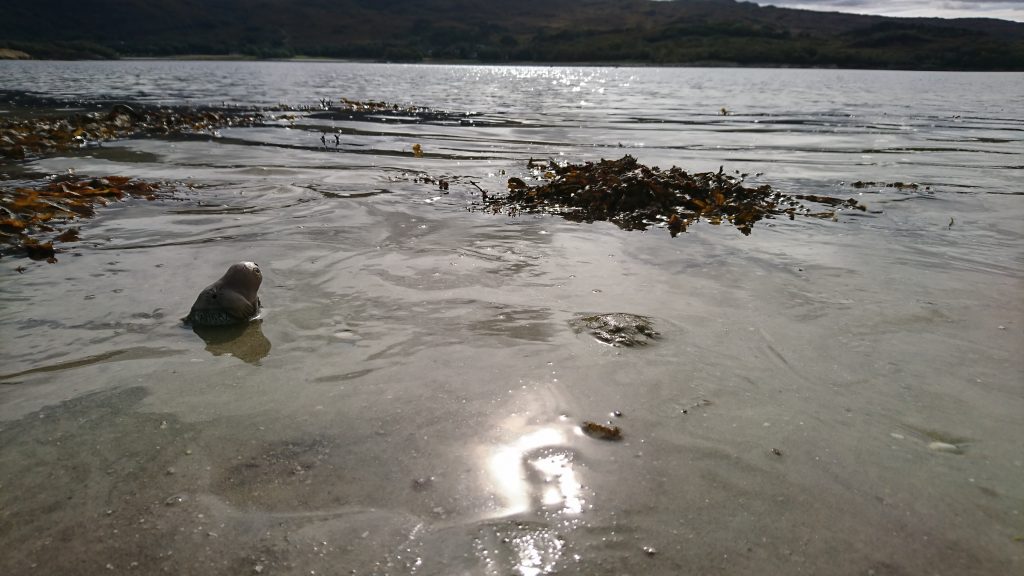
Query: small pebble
[[164, 494, 187, 506], [928, 441, 961, 454], [412, 476, 434, 491], [642, 546, 657, 556]]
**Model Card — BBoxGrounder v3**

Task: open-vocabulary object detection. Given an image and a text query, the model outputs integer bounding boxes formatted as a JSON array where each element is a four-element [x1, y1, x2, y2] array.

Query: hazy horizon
[[750, 0, 1024, 22]]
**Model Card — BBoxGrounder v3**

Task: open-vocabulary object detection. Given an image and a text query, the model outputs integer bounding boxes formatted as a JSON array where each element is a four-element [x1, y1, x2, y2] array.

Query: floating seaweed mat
[[0, 176, 163, 262], [0, 104, 268, 159], [485, 155, 865, 236], [335, 97, 431, 114], [305, 96, 478, 125]]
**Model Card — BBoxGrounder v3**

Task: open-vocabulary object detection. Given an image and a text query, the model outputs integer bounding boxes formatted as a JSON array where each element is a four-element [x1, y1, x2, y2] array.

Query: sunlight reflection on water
[[488, 425, 579, 516]]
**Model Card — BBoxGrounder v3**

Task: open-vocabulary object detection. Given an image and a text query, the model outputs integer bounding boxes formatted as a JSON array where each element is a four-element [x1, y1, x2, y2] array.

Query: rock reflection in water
[[191, 320, 271, 364]]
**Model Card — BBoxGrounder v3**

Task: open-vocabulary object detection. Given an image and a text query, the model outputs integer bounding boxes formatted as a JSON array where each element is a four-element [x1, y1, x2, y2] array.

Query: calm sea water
[[1, 61, 1022, 575]]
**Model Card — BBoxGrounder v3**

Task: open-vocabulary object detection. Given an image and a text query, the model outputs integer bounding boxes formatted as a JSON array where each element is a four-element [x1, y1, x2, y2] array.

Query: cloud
[[752, 0, 1024, 22]]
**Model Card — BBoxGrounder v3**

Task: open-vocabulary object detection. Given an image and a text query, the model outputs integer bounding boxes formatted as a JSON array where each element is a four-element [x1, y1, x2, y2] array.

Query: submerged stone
[[570, 312, 658, 347]]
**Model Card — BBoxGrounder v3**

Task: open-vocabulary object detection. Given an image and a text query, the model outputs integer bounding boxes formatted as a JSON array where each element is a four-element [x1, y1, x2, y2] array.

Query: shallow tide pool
[[1, 62, 1022, 575]]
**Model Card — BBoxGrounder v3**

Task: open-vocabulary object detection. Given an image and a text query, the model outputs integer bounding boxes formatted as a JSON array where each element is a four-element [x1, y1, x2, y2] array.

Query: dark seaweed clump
[[0, 175, 165, 262], [486, 155, 865, 236], [0, 104, 271, 160]]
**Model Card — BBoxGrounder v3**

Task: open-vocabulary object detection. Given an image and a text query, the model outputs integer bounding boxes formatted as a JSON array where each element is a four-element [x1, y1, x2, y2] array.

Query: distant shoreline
[[8, 55, 1022, 73], [3, 51, 1021, 72]]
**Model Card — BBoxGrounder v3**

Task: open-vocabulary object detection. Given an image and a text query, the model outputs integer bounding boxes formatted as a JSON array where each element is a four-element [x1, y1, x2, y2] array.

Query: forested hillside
[[3, 0, 1022, 69]]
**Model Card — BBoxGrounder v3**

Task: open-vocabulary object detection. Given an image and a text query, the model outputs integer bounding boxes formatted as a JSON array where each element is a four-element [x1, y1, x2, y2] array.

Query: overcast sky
[[751, 0, 1024, 22]]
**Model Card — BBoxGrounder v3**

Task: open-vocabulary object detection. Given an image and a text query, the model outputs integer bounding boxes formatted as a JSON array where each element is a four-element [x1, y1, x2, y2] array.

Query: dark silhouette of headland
[[2, 0, 1022, 69]]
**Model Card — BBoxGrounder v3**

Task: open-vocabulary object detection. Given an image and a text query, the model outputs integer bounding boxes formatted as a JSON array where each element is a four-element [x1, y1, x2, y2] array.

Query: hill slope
[[2, 0, 1023, 69]]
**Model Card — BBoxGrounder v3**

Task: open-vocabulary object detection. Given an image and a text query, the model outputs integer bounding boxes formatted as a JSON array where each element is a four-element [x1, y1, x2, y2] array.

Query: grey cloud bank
[[753, 0, 1024, 22]]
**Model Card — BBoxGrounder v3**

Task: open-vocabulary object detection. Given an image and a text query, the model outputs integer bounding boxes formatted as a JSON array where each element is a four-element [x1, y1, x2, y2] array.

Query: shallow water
[[1, 62, 1023, 575]]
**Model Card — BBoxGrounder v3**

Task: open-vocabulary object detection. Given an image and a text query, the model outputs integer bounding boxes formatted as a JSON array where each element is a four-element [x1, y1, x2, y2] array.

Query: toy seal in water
[[185, 262, 262, 326]]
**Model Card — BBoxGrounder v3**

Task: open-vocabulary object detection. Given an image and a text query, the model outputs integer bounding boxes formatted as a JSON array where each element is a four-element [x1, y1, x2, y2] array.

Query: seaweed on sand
[[0, 104, 270, 159], [0, 175, 165, 261], [0, 102, 270, 263], [485, 155, 865, 236]]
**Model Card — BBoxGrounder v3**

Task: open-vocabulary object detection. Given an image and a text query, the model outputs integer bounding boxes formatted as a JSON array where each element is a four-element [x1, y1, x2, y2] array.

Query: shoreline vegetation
[[0, 102, 284, 262], [0, 96, 873, 264], [2, 0, 1023, 70]]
